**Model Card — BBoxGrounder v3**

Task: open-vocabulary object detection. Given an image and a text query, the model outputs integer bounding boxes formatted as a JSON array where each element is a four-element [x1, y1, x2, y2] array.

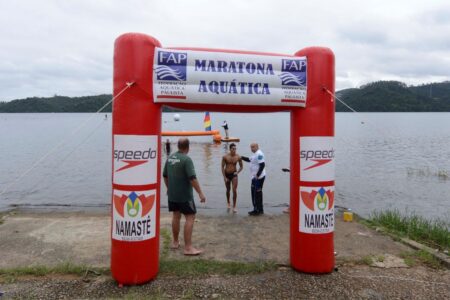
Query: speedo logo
[[114, 148, 157, 172], [300, 149, 334, 171]]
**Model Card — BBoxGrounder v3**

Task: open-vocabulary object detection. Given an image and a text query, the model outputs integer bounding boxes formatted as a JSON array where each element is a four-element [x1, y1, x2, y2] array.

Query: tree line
[[1, 81, 449, 112], [0, 94, 185, 113], [335, 81, 450, 112]]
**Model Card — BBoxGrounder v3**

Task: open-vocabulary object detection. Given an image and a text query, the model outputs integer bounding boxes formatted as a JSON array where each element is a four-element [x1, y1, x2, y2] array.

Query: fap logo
[[113, 189, 156, 241], [113, 135, 158, 186], [299, 186, 334, 234], [155, 50, 187, 81], [279, 58, 307, 86]]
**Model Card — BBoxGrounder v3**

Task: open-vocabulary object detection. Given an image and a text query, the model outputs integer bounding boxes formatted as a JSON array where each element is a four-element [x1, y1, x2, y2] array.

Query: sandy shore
[[0, 209, 413, 268]]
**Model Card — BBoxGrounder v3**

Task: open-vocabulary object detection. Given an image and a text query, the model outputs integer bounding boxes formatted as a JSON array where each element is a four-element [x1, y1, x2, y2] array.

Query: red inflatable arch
[[112, 33, 335, 284]]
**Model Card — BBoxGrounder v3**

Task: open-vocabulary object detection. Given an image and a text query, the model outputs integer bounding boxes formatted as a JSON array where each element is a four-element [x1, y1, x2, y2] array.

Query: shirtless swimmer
[[221, 143, 243, 212]]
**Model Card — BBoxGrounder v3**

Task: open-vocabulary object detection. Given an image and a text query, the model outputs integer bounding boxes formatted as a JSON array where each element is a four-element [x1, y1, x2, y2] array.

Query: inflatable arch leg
[[112, 34, 162, 284], [290, 48, 335, 273]]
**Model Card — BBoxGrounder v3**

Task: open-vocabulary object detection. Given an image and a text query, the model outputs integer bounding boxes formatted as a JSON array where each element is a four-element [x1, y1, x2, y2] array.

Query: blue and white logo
[[279, 59, 306, 87], [156, 51, 187, 81]]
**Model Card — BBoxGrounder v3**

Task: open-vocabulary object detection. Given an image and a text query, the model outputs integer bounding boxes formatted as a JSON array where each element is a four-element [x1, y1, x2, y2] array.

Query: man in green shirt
[[163, 138, 206, 256]]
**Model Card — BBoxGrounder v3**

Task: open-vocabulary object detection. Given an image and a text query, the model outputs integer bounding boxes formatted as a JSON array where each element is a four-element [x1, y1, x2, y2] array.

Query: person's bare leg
[[184, 214, 202, 255], [171, 211, 181, 249], [225, 180, 231, 208], [232, 176, 238, 212]]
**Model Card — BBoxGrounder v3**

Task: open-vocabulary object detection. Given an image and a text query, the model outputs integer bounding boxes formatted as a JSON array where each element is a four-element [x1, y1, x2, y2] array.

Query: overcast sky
[[1, 0, 449, 101]]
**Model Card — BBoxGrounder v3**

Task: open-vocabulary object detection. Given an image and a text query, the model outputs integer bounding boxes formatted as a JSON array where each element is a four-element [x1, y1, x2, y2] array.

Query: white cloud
[[0, 0, 449, 101]]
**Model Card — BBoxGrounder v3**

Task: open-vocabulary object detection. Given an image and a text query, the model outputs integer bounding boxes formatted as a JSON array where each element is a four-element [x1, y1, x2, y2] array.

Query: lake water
[[0, 112, 449, 221]]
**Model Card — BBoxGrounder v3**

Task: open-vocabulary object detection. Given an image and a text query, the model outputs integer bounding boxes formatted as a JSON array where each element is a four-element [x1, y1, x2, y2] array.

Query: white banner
[[153, 48, 307, 107], [113, 135, 158, 186], [300, 137, 335, 182]]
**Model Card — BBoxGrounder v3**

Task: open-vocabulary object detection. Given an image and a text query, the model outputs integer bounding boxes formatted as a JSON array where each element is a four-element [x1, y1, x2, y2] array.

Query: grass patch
[[400, 250, 443, 269], [160, 228, 171, 259], [0, 262, 109, 281], [376, 255, 385, 263], [159, 259, 277, 276], [0, 209, 18, 225], [0, 212, 9, 225], [407, 167, 449, 180], [181, 288, 195, 299], [400, 253, 416, 267], [1, 260, 276, 282], [367, 209, 449, 252], [357, 255, 374, 266], [338, 255, 388, 267]]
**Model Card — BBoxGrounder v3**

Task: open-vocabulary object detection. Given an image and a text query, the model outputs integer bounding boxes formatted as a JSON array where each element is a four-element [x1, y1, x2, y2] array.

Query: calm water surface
[[0, 112, 449, 220]]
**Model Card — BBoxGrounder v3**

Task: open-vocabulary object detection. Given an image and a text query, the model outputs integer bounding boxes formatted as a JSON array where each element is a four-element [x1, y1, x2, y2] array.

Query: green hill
[[1, 81, 450, 112], [0, 95, 184, 113], [336, 81, 450, 112], [409, 82, 450, 101], [0, 95, 113, 113]]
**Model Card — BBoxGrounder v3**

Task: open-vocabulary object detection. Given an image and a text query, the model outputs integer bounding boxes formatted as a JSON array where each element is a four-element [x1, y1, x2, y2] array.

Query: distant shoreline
[[1, 80, 450, 113]]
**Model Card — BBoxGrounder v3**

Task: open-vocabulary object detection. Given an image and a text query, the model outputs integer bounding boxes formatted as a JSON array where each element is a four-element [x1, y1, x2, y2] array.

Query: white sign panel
[[300, 136, 335, 182], [113, 135, 158, 186], [299, 186, 335, 234], [112, 189, 156, 241], [153, 48, 307, 107]]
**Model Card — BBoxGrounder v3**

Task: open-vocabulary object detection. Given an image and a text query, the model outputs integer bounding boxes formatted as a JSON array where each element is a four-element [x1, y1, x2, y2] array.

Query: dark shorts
[[225, 172, 237, 181], [168, 200, 197, 215]]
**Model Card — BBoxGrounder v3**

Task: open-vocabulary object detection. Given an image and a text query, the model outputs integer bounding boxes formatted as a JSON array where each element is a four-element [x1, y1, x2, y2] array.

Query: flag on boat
[[204, 112, 211, 131]]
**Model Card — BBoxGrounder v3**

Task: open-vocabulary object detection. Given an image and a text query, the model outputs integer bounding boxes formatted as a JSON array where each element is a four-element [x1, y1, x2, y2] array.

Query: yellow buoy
[[343, 211, 353, 222]]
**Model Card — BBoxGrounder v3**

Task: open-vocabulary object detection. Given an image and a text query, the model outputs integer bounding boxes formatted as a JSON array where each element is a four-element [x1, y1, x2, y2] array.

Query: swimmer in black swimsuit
[[224, 172, 237, 181], [221, 143, 243, 212]]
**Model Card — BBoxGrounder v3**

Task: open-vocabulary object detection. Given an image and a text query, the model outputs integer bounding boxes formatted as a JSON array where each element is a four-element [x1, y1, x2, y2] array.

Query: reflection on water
[[1, 112, 449, 220], [202, 143, 213, 171]]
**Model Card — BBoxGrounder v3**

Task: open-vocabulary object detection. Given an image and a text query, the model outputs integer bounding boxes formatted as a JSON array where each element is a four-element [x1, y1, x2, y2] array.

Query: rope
[[0, 82, 135, 198], [323, 87, 356, 112], [25, 117, 108, 195]]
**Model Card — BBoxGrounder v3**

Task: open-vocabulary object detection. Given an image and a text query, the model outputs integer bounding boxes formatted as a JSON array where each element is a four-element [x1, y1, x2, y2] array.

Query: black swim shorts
[[168, 200, 197, 215], [225, 172, 237, 180]]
